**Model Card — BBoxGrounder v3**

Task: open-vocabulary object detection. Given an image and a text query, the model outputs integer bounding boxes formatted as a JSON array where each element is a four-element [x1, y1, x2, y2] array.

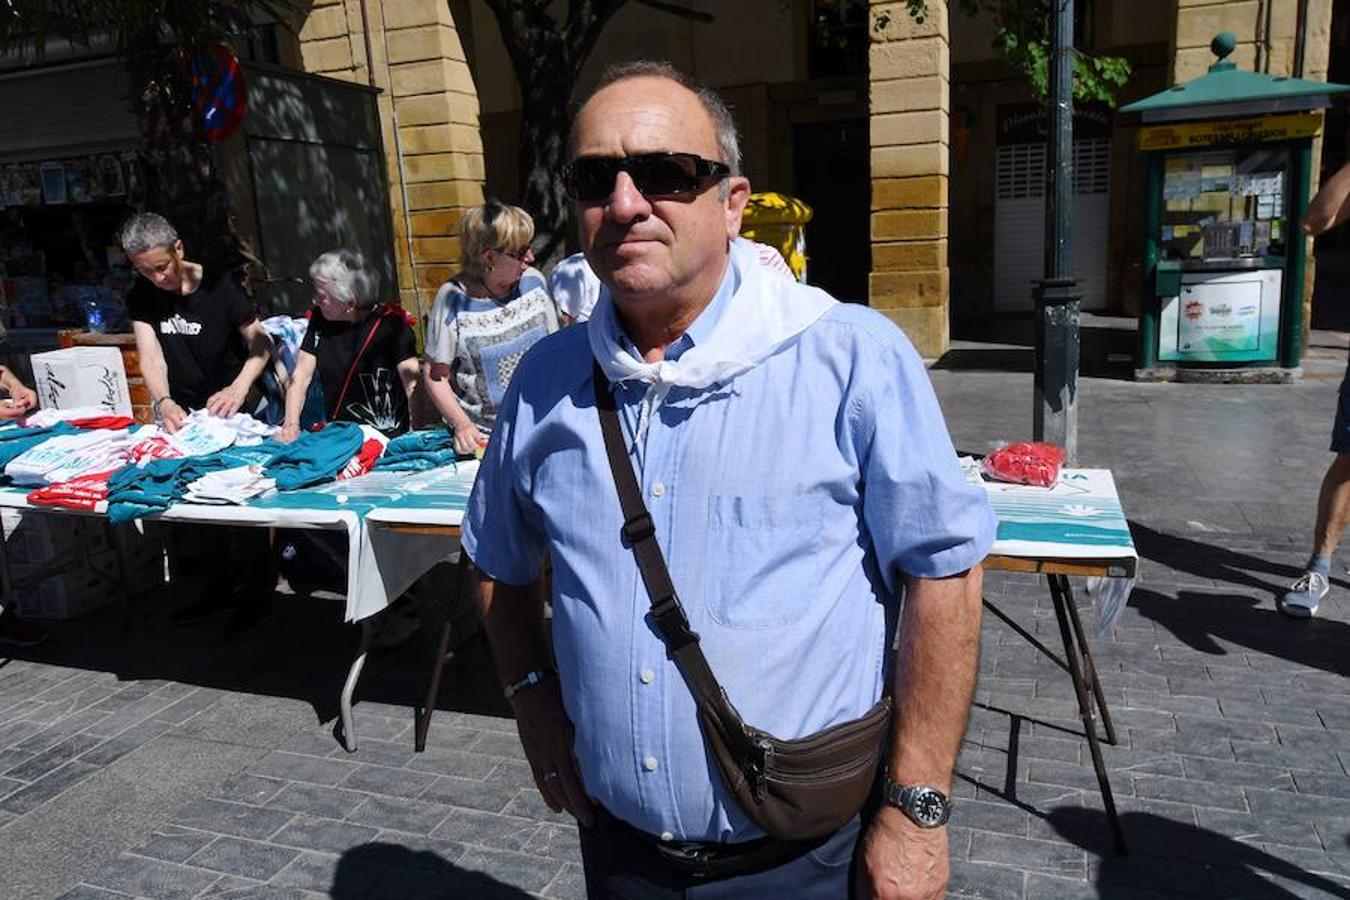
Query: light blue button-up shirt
[[462, 260, 996, 843]]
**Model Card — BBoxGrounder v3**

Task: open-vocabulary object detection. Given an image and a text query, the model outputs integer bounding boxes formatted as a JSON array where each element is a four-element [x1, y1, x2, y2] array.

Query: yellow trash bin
[[740, 192, 813, 283]]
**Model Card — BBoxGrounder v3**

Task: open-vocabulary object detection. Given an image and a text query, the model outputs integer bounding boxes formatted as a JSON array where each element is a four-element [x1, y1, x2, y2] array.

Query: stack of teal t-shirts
[[263, 421, 365, 490], [0, 422, 78, 474], [107, 442, 283, 523], [373, 429, 459, 472]]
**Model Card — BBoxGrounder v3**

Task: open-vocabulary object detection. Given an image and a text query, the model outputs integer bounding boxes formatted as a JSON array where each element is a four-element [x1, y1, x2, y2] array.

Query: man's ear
[[723, 176, 752, 240], [172, 239, 185, 258]]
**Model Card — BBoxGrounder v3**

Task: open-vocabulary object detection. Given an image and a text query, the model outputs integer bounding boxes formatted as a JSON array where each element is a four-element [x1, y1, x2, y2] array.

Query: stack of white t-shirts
[[6, 428, 145, 485], [180, 410, 274, 446], [21, 406, 113, 427], [182, 464, 277, 505]]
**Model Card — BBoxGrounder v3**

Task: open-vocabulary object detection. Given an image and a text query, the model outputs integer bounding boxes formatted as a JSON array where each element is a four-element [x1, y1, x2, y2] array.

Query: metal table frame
[[984, 552, 1134, 856]]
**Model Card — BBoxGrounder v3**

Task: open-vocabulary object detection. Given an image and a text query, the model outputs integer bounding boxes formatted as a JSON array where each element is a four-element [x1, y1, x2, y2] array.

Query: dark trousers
[[579, 809, 859, 899], [173, 524, 274, 606]]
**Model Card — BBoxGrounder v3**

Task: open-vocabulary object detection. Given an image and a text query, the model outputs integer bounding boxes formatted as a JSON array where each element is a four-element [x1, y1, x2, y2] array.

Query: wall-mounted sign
[[996, 102, 1113, 145], [191, 45, 248, 142], [1139, 113, 1322, 151]]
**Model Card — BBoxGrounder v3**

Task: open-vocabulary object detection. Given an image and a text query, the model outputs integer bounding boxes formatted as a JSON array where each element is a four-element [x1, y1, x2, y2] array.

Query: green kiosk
[[1123, 32, 1349, 381]]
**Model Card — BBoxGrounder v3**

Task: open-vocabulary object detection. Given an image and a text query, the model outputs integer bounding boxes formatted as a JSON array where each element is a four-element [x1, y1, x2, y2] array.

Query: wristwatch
[[502, 668, 553, 701], [882, 776, 952, 828]]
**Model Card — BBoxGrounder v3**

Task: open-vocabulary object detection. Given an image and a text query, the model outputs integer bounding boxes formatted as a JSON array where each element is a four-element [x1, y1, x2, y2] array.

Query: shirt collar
[[618, 252, 738, 363]]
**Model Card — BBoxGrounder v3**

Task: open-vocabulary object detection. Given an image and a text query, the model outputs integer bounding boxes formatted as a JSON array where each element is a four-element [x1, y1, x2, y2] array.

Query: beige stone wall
[[868, 1, 951, 358], [296, 0, 485, 324], [1173, 0, 1333, 81]]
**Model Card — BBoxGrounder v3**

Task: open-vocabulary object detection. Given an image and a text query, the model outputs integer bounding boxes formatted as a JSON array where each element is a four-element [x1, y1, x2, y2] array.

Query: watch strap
[[882, 776, 952, 827], [502, 668, 552, 700]]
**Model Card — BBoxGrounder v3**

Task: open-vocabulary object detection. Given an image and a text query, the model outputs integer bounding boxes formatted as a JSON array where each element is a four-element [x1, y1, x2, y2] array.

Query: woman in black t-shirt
[[280, 249, 420, 442]]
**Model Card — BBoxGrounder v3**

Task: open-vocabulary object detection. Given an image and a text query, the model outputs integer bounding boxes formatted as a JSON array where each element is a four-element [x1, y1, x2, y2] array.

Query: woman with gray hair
[[278, 249, 419, 442]]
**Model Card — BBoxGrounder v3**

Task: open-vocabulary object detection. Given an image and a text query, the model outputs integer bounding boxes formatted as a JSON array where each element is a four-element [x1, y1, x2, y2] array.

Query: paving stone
[[466, 729, 530, 760], [1122, 690, 1223, 718], [1181, 755, 1295, 791], [339, 762, 437, 798], [266, 782, 369, 819], [522, 823, 582, 863], [0, 761, 100, 814], [969, 830, 1087, 877], [78, 718, 172, 767], [170, 798, 294, 841], [130, 824, 218, 863], [54, 887, 136, 899], [270, 852, 345, 894], [86, 854, 221, 900], [347, 795, 452, 834], [1193, 808, 1325, 850], [542, 862, 587, 900], [1234, 738, 1346, 772], [1245, 786, 1350, 822], [951, 798, 1031, 837], [368, 830, 468, 868], [418, 773, 521, 813], [213, 772, 288, 806], [1129, 775, 1248, 813], [1291, 770, 1350, 799], [432, 807, 542, 851], [502, 788, 577, 824], [187, 836, 301, 881], [946, 858, 1028, 899], [151, 688, 223, 725], [270, 815, 380, 853], [455, 846, 563, 893], [14, 708, 109, 754], [249, 751, 358, 786], [405, 746, 501, 780], [328, 737, 414, 768], [1174, 715, 1277, 744]]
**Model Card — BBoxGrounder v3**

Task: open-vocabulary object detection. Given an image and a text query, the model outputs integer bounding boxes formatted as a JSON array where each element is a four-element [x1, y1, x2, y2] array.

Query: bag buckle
[[749, 738, 773, 802], [650, 595, 698, 651], [622, 511, 655, 544]]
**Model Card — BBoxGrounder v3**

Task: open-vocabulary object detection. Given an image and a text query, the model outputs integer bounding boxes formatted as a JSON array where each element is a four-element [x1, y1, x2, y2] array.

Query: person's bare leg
[[1283, 453, 1350, 617], [1313, 453, 1350, 558]]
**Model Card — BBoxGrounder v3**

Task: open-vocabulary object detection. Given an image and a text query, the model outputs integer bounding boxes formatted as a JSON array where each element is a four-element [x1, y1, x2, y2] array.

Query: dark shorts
[[1334, 359, 1350, 453]]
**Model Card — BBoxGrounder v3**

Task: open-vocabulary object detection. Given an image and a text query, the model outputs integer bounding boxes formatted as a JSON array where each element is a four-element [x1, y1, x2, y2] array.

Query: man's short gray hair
[[572, 60, 742, 196], [310, 249, 381, 310], [118, 212, 179, 256]]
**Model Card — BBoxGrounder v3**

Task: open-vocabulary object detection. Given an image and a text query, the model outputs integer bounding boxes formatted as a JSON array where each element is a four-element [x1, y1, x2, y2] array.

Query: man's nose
[[605, 171, 650, 222]]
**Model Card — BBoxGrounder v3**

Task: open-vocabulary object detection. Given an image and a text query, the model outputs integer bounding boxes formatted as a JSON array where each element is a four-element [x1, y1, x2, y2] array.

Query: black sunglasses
[[563, 152, 731, 202]]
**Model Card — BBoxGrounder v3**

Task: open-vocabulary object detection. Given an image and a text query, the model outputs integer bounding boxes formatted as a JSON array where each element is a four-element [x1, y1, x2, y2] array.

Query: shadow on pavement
[[1129, 521, 1350, 596], [1045, 807, 1350, 898], [1130, 587, 1349, 678], [332, 842, 539, 899]]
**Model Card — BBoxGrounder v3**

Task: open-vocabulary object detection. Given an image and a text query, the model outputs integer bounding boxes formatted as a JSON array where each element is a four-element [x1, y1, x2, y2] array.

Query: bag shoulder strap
[[593, 363, 757, 752], [330, 309, 389, 417]]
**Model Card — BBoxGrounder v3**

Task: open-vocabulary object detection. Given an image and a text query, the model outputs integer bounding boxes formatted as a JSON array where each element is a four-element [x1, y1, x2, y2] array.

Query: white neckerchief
[[587, 238, 835, 444]]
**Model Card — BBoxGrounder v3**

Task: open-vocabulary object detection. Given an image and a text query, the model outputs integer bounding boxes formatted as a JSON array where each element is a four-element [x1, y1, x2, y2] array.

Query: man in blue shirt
[[462, 61, 997, 899]]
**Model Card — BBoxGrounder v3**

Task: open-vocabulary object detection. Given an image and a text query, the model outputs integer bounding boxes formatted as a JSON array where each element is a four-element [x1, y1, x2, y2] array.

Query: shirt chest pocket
[[704, 493, 827, 629]]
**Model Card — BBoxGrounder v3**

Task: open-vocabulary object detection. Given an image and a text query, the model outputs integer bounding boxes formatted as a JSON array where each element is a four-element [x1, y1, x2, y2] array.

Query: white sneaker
[[1280, 571, 1329, 619]]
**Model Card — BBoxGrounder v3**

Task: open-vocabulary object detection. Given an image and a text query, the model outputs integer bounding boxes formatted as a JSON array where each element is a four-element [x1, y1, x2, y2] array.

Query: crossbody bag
[[594, 364, 892, 842]]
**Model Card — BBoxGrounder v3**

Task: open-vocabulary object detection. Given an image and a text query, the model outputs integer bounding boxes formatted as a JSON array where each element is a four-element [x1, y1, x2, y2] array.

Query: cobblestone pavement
[[2, 330, 1350, 898]]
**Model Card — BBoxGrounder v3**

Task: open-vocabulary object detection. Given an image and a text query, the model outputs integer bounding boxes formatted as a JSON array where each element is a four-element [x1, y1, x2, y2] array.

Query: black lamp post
[[1034, 0, 1081, 461]]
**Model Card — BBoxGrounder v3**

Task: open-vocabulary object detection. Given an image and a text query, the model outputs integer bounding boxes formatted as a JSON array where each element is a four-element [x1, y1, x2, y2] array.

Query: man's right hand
[[278, 422, 301, 444], [510, 684, 595, 827], [159, 399, 186, 434]]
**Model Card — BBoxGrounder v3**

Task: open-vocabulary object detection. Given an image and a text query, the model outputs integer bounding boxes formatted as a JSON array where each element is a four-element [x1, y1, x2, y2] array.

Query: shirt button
[[651, 482, 665, 498], [660, 831, 674, 842], [640, 669, 655, 684], [643, 755, 659, 772]]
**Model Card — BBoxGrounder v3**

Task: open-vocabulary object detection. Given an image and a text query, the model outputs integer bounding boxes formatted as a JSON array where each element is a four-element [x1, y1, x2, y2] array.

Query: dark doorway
[[793, 118, 870, 303]]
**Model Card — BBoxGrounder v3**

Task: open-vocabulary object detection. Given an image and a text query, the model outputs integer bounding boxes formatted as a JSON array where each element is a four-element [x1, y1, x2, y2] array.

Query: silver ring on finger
[[543, 769, 560, 781]]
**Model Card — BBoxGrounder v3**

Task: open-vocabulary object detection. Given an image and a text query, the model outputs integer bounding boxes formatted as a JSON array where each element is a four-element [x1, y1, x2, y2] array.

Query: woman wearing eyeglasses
[[423, 200, 559, 455]]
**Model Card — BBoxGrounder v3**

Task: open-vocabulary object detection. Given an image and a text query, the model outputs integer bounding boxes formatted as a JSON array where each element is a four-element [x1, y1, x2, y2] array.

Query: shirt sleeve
[[126, 283, 154, 325], [221, 277, 257, 329], [299, 312, 321, 354], [392, 317, 417, 363], [423, 282, 458, 366], [852, 324, 996, 587], [460, 367, 549, 585]]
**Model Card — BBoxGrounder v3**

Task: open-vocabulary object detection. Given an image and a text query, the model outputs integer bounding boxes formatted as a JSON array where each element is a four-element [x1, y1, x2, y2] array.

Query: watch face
[[911, 788, 948, 826]]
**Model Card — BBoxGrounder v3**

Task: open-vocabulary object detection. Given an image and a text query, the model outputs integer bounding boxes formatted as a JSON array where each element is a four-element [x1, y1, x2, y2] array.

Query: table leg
[[339, 619, 375, 753], [415, 619, 454, 753], [1048, 574, 1127, 856], [1058, 577, 1118, 746]]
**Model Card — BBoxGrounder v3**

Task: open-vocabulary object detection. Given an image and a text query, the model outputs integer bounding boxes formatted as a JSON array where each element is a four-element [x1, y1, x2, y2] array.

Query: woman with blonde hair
[[423, 199, 558, 454]]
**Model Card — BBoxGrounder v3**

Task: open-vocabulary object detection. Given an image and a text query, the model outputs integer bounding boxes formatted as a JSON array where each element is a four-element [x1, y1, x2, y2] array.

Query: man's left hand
[[854, 807, 950, 900], [206, 385, 246, 418]]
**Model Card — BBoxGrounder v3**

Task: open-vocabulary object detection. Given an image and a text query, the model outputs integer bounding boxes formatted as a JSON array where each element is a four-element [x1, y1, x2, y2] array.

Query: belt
[[599, 808, 831, 880]]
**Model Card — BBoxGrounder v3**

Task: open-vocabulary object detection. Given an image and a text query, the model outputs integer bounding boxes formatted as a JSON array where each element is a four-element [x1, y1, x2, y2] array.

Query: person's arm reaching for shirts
[[422, 362, 481, 455], [0, 365, 37, 419], [207, 319, 272, 418], [133, 320, 186, 433], [279, 350, 317, 443]]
